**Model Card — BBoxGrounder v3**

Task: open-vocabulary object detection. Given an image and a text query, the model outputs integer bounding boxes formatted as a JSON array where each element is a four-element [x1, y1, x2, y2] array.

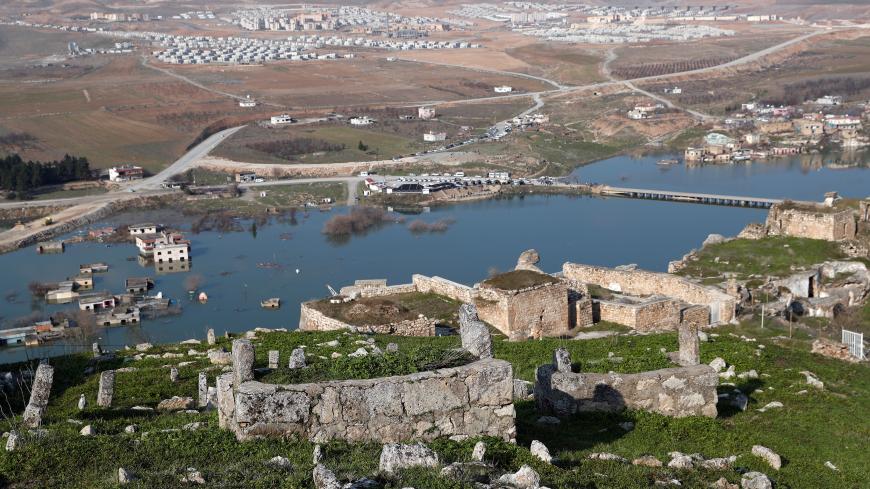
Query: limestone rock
[[158, 396, 195, 411], [135, 343, 153, 352], [513, 379, 533, 400], [471, 441, 486, 462], [349, 348, 368, 358], [208, 349, 232, 366], [800, 371, 824, 389], [97, 370, 115, 408], [180, 467, 205, 485], [588, 452, 628, 463], [118, 467, 134, 484], [206, 329, 216, 346], [170, 367, 179, 383], [824, 461, 838, 471], [667, 454, 694, 469], [266, 456, 293, 470], [516, 249, 542, 272], [378, 443, 439, 474], [757, 401, 783, 412], [5, 432, 19, 451], [313, 464, 342, 489], [459, 304, 492, 359], [700, 456, 736, 470], [313, 444, 323, 464], [386, 343, 399, 353], [530, 440, 552, 464], [288, 348, 306, 369], [751, 445, 781, 470], [719, 365, 736, 380], [80, 425, 95, 436], [709, 357, 727, 372], [440, 462, 491, 484], [740, 472, 772, 489], [632, 455, 662, 467], [703, 234, 726, 247], [712, 477, 739, 489], [737, 370, 758, 380], [232, 340, 255, 386], [553, 347, 571, 373], [22, 363, 54, 428], [497, 465, 540, 489], [77, 394, 87, 410], [124, 425, 137, 433]]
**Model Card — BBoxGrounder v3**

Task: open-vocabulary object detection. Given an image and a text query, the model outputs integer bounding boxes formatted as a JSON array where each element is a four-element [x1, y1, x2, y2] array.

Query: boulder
[[515, 249, 542, 272], [158, 396, 195, 411], [77, 394, 87, 411], [632, 455, 662, 467], [378, 443, 439, 475], [471, 441, 486, 462], [667, 454, 693, 469], [118, 467, 134, 484], [386, 343, 399, 353], [587, 452, 628, 463], [740, 472, 772, 489], [751, 445, 781, 470], [700, 456, 736, 470], [207, 349, 232, 366], [288, 348, 306, 369], [497, 465, 541, 489], [80, 425, 95, 436], [703, 234, 727, 247], [265, 456, 293, 470], [180, 467, 205, 485], [135, 343, 153, 352], [513, 379, 533, 400], [459, 304, 493, 359], [553, 347, 571, 373], [313, 464, 341, 489], [530, 440, 552, 464]]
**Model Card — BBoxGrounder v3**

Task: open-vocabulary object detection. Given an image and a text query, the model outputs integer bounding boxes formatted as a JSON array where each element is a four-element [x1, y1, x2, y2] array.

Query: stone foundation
[[535, 351, 717, 418], [594, 295, 681, 332], [475, 279, 569, 340], [222, 358, 516, 443], [811, 338, 862, 363], [298, 303, 435, 336], [562, 262, 735, 325], [413, 274, 478, 303]]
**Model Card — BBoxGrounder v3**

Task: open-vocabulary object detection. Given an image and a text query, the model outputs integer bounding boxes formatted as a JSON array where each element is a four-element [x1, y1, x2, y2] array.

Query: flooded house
[[36, 242, 65, 254], [129, 223, 161, 236], [78, 293, 117, 311], [125, 277, 154, 294], [80, 263, 109, 274]]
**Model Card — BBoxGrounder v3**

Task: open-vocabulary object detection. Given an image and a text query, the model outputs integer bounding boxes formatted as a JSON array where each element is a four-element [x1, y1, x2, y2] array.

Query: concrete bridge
[[598, 186, 784, 208]]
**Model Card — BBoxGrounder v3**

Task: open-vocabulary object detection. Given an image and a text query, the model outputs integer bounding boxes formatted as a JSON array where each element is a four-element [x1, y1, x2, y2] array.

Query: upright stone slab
[[97, 370, 115, 407], [231, 339, 255, 386], [288, 348, 306, 369], [92, 343, 102, 358], [206, 328, 216, 346], [678, 322, 700, 366], [459, 303, 493, 359], [170, 367, 179, 383], [553, 347, 572, 373], [268, 350, 279, 369], [197, 372, 208, 408], [22, 363, 54, 428], [216, 372, 235, 429]]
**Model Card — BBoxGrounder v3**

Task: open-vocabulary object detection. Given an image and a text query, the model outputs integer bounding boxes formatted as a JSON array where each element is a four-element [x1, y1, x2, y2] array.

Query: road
[[239, 176, 365, 206]]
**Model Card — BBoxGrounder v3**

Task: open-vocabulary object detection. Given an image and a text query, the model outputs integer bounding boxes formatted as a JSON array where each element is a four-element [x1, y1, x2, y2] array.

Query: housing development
[[0, 0, 868, 488]]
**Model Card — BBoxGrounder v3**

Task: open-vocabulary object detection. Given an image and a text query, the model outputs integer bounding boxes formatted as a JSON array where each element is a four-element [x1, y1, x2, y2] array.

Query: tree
[[357, 141, 368, 152]]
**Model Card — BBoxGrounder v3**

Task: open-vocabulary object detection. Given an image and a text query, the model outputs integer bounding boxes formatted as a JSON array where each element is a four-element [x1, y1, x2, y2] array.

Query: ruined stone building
[[474, 270, 570, 340], [765, 200, 857, 242]]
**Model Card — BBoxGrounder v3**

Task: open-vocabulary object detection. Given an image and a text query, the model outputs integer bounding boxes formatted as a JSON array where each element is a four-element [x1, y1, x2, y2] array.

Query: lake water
[[0, 151, 866, 362]]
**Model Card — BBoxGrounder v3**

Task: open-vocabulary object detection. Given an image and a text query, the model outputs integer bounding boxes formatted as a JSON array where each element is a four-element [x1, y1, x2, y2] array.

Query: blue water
[[0, 151, 866, 363]]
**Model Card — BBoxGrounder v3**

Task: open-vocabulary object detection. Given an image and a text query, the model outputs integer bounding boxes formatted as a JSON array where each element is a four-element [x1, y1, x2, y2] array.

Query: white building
[[423, 131, 447, 142], [270, 114, 294, 124], [494, 85, 513, 93], [814, 95, 843, 106], [418, 106, 436, 120], [129, 223, 159, 236], [239, 98, 257, 108], [108, 165, 144, 182], [350, 116, 374, 126]]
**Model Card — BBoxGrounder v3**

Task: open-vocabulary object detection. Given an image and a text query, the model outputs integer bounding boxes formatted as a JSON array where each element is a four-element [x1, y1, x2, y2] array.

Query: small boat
[[657, 159, 679, 166], [198, 292, 208, 303], [260, 298, 281, 309]]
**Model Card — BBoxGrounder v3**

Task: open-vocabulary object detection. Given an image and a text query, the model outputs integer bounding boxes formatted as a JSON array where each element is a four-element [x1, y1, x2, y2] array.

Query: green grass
[[254, 183, 347, 207], [308, 292, 461, 327], [481, 270, 560, 291], [0, 322, 868, 488], [676, 237, 847, 281], [32, 186, 108, 201]]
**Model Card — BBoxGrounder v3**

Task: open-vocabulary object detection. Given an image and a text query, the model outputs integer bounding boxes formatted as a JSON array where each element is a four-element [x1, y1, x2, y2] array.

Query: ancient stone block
[[232, 339, 255, 386], [268, 350, 279, 369], [22, 363, 54, 428], [206, 328, 216, 346], [288, 348, 306, 369], [459, 304, 492, 359], [216, 373, 235, 429], [198, 372, 208, 408], [553, 347, 572, 373], [678, 321, 700, 366], [97, 370, 115, 408], [378, 443, 439, 474]]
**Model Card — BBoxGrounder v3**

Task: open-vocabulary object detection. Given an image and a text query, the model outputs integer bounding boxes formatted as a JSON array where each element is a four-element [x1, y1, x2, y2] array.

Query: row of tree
[[0, 153, 91, 196]]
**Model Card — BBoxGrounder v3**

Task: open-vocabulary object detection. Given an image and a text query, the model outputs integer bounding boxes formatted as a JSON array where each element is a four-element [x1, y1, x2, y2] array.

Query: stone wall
[[575, 298, 594, 328], [412, 274, 478, 303], [357, 284, 418, 298], [562, 263, 734, 325], [475, 281, 569, 340], [595, 296, 681, 332], [680, 304, 710, 327], [223, 358, 516, 443], [298, 303, 436, 336], [535, 361, 718, 418], [765, 203, 857, 241]]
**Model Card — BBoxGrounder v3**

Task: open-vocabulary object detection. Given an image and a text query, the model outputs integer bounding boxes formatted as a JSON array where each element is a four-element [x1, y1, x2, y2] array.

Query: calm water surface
[[0, 151, 866, 362]]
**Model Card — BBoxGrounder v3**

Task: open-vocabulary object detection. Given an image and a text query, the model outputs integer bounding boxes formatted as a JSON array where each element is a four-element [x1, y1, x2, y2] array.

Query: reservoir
[[0, 151, 866, 362]]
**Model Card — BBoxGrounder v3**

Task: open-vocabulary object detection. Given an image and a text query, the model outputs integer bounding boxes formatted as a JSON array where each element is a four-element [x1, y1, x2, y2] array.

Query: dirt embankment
[[0, 194, 180, 254]]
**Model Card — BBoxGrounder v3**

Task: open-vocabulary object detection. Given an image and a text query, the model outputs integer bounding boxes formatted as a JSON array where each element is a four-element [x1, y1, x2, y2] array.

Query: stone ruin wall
[[356, 284, 418, 298], [765, 204, 857, 241], [680, 304, 711, 327], [299, 303, 435, 336], [535, 363, 718, 418], [596, 297, 682, 332], [575, 298, 594, 328], [562, 263, 734, 325], [412, 274, 479, 303], [475, 282, 569, 340], [220, 358, 516, 444]]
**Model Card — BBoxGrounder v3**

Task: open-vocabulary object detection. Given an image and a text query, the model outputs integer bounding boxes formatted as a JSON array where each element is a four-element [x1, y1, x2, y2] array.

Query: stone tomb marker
[[206, 328, 216, 346], [22, 363, 54, 428], [231, 339, 255, 386], [553, 347, 572, 373], [678, 321, 701, 366], [197, 372, 208, 408], [459, 303, 493, 359], [288, 348, 306, 369], [97, 370, 115, 407], [268, 350, 279, 369]]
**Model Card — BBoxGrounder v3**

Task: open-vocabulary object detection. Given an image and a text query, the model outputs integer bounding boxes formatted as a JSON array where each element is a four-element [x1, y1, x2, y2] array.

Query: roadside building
[[108, 165, 144, 182], [417, 106, 436, 120], [270, 114, 295, 124], [235, 172, 258, 183], [349, 116, 374, 126], [423, 131, 447, 142], [494, 85, 513, 93]]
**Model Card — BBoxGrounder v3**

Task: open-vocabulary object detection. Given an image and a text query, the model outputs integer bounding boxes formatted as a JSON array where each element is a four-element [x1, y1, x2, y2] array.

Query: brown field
[[637, 34, 870, 114], [0, 25, 114, 68], [170, 55, 552, 109], [505, 43, 605, 86]]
